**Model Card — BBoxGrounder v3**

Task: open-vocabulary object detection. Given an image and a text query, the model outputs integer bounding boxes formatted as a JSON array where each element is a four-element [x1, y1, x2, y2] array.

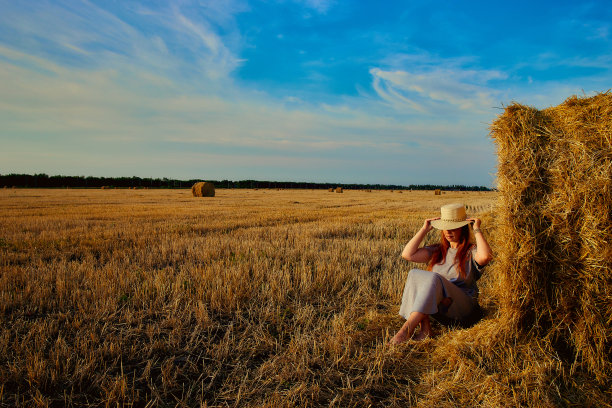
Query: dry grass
[[0, 188, 498, 407]]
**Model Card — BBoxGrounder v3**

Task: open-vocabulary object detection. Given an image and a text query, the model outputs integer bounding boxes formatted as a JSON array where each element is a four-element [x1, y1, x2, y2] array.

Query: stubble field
[[0, 188, 496, 407]]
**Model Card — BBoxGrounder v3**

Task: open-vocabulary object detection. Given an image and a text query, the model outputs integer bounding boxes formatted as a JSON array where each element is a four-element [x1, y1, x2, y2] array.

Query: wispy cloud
[[298, 0, 336, 14], [0, 43, 450, 150], [0, 0, 245, 86], [369, 61, 506, 115]]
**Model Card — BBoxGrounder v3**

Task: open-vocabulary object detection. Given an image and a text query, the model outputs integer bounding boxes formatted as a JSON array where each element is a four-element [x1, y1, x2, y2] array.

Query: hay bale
[[489, 92, 612, 382], [335, 187, 343, 193], [328, 188, 333, 192], [434, 189, 441, 195], [192, 181, 215, 197], [416, 92, 612, 406], [101, 186, 109, 190]]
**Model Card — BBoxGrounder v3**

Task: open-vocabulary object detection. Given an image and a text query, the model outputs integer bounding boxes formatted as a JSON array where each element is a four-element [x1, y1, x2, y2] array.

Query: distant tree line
[[0, 173, 492, 191]]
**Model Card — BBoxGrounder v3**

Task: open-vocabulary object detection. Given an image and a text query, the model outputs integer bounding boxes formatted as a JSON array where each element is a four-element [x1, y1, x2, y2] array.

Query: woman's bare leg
[[390, 311, 426, 344], [413, 315, 431, 341]]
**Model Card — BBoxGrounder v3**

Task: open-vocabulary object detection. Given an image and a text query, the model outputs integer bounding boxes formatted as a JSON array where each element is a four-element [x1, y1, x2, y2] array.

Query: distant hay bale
[[328, 188, 333, 192], [101, 186, 109, 190], [335, 187, 343, 193], [192, 181, 215, 197], [434, 189, 441, 195]]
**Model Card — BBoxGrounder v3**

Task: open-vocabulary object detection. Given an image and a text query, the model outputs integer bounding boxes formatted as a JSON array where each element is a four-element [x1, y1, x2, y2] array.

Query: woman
[[390, 203, 493, 345]]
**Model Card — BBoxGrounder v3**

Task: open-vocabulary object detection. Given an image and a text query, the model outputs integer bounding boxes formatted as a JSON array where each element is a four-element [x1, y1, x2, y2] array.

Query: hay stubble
[[0, 188, 495, 407]]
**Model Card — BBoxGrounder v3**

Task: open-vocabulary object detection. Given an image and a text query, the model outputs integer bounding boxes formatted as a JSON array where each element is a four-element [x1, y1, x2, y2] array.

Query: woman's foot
[[389, 312, 427, 345], [412, 329, 430, 341], [412, 315, 432, 341], [438, 297, 453, 314], [389, 329, 410, 345]]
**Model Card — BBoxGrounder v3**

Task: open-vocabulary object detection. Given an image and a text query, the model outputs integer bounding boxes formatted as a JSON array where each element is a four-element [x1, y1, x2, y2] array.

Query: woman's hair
[[427, 225, 472, 278]]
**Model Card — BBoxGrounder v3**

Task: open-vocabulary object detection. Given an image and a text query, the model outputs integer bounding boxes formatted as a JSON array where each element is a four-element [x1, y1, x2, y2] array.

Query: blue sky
[[1, 0, 610, 187]]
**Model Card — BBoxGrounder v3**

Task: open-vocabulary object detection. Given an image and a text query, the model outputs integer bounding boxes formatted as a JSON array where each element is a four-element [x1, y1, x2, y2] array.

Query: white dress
[[398, 246, 484, 320]]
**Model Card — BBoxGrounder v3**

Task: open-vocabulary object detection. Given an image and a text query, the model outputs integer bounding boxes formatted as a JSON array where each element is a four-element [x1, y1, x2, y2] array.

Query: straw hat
[[430, 203, 471, 230]]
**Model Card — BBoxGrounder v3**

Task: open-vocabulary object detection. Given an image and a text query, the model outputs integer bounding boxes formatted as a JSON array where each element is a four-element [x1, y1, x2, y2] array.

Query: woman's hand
[[467, 217, 481, 229], [467, 217, 493, 266], [402, 217, 439, 263], [422, 217, 440, 233]]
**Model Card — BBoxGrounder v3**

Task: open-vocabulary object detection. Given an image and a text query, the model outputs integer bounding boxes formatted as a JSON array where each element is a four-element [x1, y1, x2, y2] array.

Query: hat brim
[[430, 219, 471, 230]]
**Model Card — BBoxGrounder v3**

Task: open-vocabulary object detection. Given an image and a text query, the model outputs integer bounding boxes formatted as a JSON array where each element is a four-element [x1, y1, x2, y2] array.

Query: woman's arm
[[401, 218, 438, 263], [467, 217, 493, 266]]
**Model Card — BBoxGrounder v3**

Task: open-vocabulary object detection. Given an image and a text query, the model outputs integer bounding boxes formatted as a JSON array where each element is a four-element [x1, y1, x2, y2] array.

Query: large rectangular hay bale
[[490, 92, 611, 382]]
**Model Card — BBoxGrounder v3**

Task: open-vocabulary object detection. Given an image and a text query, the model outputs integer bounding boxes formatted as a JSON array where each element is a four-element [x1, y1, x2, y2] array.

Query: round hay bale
[[192, 181, 215, 197], [335, 187, 343, 193], [328, 188, 333, 192], [434, 189, 441, 195]]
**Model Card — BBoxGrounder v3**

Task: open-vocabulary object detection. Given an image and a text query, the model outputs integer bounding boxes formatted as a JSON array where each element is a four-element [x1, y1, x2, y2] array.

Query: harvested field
[[1, 188, 497, 407]]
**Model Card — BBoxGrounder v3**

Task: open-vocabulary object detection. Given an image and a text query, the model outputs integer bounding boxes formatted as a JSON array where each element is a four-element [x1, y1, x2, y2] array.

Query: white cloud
[[170, 7, 241, 80], [0, 0, 245, 87], [369, 64, 506, 115], [300, 0, 336, 13]]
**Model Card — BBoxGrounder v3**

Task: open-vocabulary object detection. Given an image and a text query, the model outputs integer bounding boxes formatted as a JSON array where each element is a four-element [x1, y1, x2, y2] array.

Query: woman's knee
[[407, 269, 441, 283]]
